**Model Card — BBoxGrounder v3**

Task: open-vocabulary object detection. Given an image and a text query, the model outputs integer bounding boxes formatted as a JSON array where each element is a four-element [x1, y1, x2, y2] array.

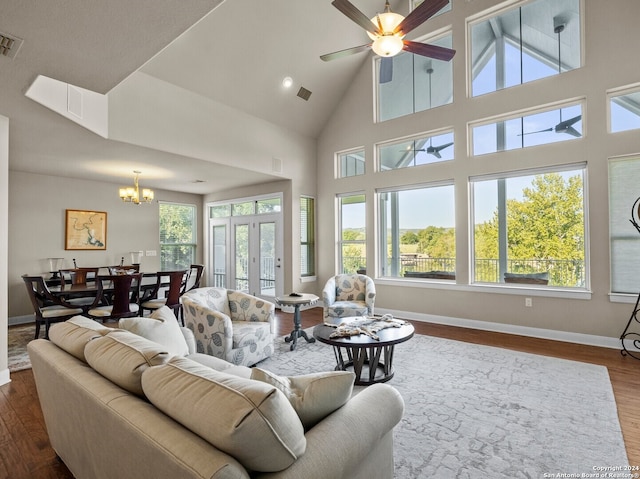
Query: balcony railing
[[343, 256, 585, 287]]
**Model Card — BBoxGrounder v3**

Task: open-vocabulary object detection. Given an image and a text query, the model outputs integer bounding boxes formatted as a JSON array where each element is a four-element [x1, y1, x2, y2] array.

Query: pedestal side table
[[275, 293, 319, 351]]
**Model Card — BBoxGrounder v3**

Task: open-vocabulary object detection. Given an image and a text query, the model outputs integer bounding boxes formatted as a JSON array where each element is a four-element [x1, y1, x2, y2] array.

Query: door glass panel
[[260, 222, 276, 296], [212, 224, 226, 287], [234, 224, 249, 292]]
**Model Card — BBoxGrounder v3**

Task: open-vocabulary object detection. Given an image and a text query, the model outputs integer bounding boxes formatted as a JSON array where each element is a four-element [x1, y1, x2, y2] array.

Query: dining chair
[[59, 267, 100, 309], [139, 270, 188, 319], [22, 274, 85, 339], [183, 264, 205, 293], [87, 273, 142, 322]]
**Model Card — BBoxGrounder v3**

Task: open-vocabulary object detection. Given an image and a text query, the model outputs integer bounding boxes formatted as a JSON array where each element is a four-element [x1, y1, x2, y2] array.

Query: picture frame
[[65, 209, 107, 250]]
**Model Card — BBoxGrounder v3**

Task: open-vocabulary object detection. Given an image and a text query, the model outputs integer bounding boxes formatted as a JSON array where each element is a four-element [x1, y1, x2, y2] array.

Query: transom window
[[470, 0, 581, 97], [376, 32, 453, 122], [338, 148, 365, 178], [378, 130, 454, 171], [609, 86, 640, 133], [471, 164, 587, 289], [471, 102, 583, 156]]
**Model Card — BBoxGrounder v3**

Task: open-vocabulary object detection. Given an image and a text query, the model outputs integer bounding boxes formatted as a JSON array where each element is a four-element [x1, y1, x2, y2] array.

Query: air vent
[[297, 87, 312, 101], [0, 32, 23, 59]]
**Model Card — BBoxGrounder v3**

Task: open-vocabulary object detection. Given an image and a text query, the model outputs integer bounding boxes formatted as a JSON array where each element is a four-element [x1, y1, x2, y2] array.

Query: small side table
[[276, 293, 318, 351]]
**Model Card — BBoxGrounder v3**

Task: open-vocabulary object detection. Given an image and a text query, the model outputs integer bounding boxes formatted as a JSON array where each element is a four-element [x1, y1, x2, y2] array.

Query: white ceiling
[[1, 0, 412, 195]]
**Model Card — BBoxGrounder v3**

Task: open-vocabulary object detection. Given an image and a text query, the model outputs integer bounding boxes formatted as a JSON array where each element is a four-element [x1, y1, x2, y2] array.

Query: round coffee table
[[313, 319, 414, 386]]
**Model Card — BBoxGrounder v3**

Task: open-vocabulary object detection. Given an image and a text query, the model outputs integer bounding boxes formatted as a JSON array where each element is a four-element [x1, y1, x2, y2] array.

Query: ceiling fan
[[518, 114, 582, 138], [400, 140, 453, 159], [320, 0, 456, 83]]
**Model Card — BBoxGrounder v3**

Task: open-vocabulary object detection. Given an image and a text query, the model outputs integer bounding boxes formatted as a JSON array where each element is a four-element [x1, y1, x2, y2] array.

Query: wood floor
[[1, 308, 639, 478]]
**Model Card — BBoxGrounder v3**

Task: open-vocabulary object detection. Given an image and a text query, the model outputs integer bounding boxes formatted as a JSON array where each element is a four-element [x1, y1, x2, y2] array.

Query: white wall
[[316, 0, 640, 340], [8, 171, 203, 319]]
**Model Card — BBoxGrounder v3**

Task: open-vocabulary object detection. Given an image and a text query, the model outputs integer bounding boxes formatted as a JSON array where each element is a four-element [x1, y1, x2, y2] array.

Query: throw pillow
[[48, 315, 112, 362], [118, 306, 189, 357], [141, 357, 306, 472], [84, 330, 172, 396], [251, 368, 355, 429]]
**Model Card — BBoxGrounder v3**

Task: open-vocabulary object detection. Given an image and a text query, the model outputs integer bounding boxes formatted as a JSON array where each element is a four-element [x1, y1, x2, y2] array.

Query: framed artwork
[[65, 209, 107, 250]]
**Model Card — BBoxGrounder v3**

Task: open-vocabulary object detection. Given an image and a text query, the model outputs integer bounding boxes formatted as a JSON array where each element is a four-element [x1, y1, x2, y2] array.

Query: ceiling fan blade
[[331, 0, 381, 36], [393, 0, 449, 36], [562, 126, 582, 138], [403, 41, 456, 61], [517, 127, 553, 136], [320, 43, 372, 62], [380, 57, 393, 83]]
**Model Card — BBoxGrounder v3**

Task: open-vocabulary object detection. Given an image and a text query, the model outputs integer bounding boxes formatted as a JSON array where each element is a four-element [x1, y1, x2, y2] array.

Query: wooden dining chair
[[58, 267, 100, 309], [183, 264, 205, 293], [22, 274, 85, 339], [87, 273, 142, 322], [139, 270, 188, 319]]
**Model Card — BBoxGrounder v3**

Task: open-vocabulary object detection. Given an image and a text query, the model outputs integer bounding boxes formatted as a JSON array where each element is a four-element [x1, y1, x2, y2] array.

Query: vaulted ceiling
[[1, 0, 412, 194]]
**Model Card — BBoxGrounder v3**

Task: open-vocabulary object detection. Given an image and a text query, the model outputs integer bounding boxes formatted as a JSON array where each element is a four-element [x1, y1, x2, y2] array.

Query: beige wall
[[8, 171, 203, 319], [316, 0, 640, 341]]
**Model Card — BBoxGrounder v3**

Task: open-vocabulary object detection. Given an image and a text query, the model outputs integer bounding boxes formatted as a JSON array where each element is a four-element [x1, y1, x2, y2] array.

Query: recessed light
[[282, 76, 293, 88]]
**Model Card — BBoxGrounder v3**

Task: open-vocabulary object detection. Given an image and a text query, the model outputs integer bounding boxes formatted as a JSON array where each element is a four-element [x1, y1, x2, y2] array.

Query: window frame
[[608, 83, 640, 134], [159, 201, 197, 271], [376, 181, 456, 280], [337, 193, 367, 275], [300, 196, 316, 278], [469, 163, 589, 291], [337, 147, 366, 179], [376, 128, 454, 172]]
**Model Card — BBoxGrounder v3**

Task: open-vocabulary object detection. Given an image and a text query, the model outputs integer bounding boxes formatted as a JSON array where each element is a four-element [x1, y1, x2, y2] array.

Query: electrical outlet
[[145, 250, 156, 257], [525, 297, 533, 307]]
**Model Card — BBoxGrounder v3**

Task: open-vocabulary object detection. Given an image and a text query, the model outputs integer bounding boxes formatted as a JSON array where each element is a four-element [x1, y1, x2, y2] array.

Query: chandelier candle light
[[119, 170, 154, 205]]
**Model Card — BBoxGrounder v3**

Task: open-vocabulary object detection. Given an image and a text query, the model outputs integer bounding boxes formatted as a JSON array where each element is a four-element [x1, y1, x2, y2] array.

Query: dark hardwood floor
[[2, 308, 639, 478]]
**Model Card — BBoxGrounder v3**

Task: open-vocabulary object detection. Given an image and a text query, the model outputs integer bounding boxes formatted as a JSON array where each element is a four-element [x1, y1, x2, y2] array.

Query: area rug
[[8, 324, 34, 372], [258, 331, 629, 478]]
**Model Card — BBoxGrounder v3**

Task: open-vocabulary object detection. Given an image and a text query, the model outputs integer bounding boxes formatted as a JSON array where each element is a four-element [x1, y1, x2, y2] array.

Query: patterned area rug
[[258, 330, 629, 478], [8, 324, 35, 372]]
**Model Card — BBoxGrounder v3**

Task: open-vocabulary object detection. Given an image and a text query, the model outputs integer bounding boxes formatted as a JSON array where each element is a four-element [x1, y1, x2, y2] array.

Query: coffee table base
[[332, 344, 396, 386]]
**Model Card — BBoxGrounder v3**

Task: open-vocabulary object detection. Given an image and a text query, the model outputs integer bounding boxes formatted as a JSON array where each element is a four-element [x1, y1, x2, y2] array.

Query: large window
[[378, 184, 455, 279], [471, 165, 586, 288], [609, 157, 640, 294], [378, 130, 454, 171], [470, 0, 581, 97], [338, 194, 366, 274], [377, 33, 453, 122], [160, 202, 197, 270], [300, 196, 315, 277], [472, 102, 583, 156]]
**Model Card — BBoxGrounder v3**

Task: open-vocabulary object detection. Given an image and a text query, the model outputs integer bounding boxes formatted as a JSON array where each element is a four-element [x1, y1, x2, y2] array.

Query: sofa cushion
[[141, 357, 306, 472], [118, 306, 189, 357], [48, 315, 112, 362], [251, 368, 355, 429], [84, 330, 172, 396]]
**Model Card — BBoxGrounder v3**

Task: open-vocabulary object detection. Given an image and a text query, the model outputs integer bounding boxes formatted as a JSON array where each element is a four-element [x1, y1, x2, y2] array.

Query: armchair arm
[[363, 275, 376, 312], [181, 297, 233, 360], [322, 276, 336, 305]]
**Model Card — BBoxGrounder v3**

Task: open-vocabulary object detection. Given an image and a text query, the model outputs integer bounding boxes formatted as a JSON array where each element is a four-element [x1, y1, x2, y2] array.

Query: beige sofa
[[28, 313, 404, 479]]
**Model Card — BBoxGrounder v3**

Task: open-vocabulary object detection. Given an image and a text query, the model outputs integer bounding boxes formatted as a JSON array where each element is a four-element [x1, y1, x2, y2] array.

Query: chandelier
[[118, 170, 154, 205]]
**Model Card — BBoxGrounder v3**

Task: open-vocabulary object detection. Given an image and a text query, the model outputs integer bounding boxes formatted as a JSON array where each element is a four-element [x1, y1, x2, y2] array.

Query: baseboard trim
[[375, 307, 624, 351], [9, 315, 34, 327]]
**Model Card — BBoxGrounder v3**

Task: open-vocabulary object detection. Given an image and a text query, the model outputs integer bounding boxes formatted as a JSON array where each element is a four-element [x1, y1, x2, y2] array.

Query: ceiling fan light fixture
[[371, 34, 404, 57], [367, 11, 405, 40]]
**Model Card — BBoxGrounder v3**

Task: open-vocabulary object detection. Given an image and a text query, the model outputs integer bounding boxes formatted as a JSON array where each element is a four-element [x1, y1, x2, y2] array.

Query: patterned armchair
[[180, 287, 275, 366], [322, 274, 376, 322]]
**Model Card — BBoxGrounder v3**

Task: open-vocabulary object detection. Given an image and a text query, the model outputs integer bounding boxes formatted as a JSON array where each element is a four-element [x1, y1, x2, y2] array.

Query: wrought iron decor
[[620, 196, 640, 359]]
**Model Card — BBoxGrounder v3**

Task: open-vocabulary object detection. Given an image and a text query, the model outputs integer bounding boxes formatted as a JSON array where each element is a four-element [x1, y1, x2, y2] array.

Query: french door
[[210, 214, 282, 302]]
